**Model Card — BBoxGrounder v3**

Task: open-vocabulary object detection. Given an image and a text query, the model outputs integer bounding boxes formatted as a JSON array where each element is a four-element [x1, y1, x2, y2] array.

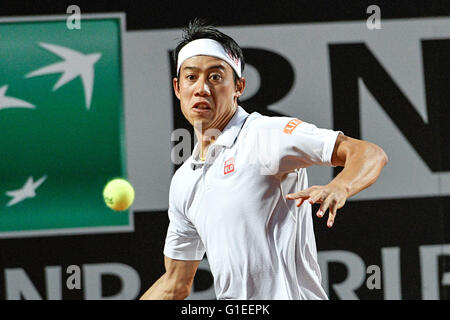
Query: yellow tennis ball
[[103, 178, 135, 211]]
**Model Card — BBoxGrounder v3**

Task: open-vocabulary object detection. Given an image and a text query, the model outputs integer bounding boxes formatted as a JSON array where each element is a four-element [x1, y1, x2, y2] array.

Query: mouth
[[192, 102, 212, 113]]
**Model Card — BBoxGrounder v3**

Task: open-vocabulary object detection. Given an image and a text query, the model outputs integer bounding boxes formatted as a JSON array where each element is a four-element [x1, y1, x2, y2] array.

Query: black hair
[[173, 18, 245, 83]]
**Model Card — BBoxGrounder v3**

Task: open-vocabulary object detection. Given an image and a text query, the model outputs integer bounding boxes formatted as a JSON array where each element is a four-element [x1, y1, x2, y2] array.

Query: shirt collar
[[191, 106, 249, 165], [215, 105, 249, 147]]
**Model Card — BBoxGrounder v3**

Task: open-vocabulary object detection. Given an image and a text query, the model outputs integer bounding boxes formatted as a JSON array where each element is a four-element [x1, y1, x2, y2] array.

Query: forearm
[[140, 273, 190, 300], [331, 141, 388, 198], [286, 136, 388, 227]]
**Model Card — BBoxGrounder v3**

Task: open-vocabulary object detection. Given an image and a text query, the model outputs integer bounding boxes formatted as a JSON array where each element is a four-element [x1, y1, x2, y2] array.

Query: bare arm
[[139, 256, 201, 300], [286, 134, 388, 227], [329, 134, 388, 197]]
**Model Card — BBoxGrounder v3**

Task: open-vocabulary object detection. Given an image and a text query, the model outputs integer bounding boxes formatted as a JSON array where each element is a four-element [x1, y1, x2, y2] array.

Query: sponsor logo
[[283, 118, 302, 134], [224, 157, 235, 175]]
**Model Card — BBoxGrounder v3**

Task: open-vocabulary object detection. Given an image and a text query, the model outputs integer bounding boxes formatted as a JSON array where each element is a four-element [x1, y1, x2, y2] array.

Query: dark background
[[3, 0, 450, 29]]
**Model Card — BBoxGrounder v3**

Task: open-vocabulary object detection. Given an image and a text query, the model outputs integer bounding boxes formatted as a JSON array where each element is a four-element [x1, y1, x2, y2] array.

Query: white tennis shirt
[[163, 106, 341, 299]]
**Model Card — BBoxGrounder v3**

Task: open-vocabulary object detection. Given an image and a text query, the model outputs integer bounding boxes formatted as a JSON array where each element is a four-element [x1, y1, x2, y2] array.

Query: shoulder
[[245, 113, 305, 135]]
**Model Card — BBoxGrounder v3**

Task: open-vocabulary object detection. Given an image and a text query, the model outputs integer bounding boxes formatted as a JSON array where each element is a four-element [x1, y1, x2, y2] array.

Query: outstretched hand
[[285, 183, 349, 228]]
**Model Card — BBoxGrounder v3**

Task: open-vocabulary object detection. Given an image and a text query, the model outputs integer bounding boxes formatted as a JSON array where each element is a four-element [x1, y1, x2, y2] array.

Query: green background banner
[[0, 17, 129, 235]]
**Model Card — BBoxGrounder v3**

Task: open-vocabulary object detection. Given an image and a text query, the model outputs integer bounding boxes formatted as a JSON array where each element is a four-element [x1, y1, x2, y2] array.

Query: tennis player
[[140, 19, 388, 300]]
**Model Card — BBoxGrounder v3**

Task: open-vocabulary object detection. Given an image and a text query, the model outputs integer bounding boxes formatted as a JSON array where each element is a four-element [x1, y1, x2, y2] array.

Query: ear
[[173, 77, 181, 100], [235, 77, 246, 99]]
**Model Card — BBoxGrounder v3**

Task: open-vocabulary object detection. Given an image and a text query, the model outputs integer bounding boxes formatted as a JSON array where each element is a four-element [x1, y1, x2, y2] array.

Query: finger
[[307, 190, 325, 205], [337, 198, 346, 210], [288, 193, 311, 207], [295, 198, 307, 207], [285, 190, 312, 200], [317, 196, 332, 218], [328, 198, 347, 227], [296, 193, 317, 207], [327, 202, 338, 228], [287, 186, 323, 200]]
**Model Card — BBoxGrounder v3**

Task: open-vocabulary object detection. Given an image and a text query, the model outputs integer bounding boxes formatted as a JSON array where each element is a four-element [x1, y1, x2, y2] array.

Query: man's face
[[173, 55, 245, 132]]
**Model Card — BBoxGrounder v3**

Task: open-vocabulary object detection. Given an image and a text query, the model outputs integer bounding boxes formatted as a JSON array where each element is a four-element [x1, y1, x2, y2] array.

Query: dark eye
[[186, 74, 196, 81], [210, 74, 222, 81]]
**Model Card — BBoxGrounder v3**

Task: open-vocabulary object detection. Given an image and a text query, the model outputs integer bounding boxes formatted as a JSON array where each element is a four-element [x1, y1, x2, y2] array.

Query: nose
[[194, 77, 211, 97]]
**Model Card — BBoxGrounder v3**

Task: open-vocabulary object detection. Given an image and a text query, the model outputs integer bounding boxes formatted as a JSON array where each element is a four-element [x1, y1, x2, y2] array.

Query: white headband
[[176, 38, 242, 78]]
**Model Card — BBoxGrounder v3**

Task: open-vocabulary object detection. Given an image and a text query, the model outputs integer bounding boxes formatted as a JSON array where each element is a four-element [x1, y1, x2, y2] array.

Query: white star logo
[[0, 85, 35, 110], [6, 175, 47, 207], [26, 42, 101, 110]]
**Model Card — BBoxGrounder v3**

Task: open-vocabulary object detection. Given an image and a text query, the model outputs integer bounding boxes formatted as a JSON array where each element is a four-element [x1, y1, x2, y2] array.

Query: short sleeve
[[163, 176, 205, 261], [248, 116, 341, 175]]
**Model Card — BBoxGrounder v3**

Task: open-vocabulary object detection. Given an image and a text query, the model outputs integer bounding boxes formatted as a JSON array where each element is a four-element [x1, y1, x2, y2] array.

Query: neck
[[194, 126, 220, 161], [194, 105, 238, 160]]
